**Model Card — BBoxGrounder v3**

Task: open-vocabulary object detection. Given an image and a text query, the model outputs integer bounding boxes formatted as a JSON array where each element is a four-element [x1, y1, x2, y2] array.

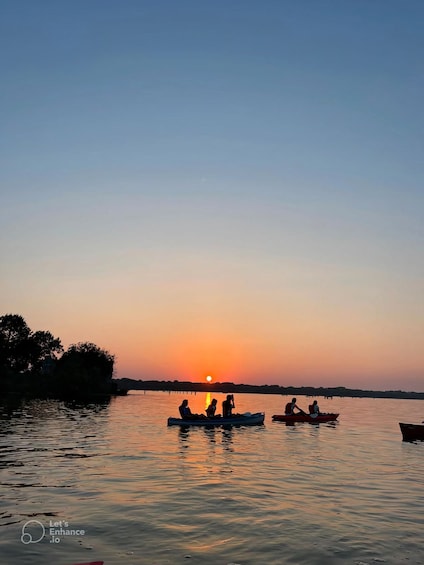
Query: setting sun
[[206, 375, 213, 382]]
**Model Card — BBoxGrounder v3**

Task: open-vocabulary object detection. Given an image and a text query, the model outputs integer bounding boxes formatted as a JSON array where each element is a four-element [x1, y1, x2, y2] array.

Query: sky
[[1, 0, 423, 391]]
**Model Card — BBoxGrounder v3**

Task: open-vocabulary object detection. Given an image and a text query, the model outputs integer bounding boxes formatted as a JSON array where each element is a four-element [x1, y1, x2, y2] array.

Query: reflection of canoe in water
[[272, 413, 339, 423], [167, 412, 265, 427], [71, 561, 104, 565], [399, 422, 424, 441]]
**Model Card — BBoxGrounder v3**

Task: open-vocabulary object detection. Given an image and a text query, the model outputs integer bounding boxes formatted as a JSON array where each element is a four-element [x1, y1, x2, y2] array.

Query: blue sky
[[1, 1, 423, 390]]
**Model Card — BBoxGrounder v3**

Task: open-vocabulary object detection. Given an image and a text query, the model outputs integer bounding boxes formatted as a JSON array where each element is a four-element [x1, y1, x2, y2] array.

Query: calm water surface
[[0, 392, 423, 565]]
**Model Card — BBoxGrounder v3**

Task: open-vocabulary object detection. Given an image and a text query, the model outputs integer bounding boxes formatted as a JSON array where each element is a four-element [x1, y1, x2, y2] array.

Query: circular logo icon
[[21, 520, 45, 544]]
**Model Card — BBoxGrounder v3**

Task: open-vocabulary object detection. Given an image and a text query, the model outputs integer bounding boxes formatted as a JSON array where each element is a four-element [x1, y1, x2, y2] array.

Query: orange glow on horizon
[[65, 310, 424, 391]]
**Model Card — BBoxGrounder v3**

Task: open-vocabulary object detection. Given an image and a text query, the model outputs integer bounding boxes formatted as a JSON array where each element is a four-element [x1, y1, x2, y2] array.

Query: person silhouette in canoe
[[178, 399, 205, 420], [285, 398, 306, 415], [222, 394, 235, 418], [206, 398, 219, 418], [308, 400, 321, 418]]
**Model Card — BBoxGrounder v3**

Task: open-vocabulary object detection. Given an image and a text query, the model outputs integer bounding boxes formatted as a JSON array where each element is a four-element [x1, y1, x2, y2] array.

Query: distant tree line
[[0, 314, 115, 398], [115, 378, 424, 400]]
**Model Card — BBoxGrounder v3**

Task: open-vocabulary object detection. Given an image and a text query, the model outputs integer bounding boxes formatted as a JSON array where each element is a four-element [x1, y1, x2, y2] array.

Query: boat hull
[[167, 412, 265, 427], [399, 422, 424, 441], [272, 413, 339, 423]]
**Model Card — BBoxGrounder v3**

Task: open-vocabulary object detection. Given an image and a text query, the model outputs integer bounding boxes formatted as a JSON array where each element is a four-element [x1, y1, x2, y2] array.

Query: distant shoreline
[[115, 378, 424, 400]]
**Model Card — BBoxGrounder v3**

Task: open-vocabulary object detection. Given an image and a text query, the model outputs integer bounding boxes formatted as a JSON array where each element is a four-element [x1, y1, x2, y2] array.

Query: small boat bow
[[399, 422, 424, 441]]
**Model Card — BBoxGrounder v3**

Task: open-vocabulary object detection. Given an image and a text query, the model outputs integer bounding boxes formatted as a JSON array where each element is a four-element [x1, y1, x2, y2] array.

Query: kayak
[[272, 413, 339, 423], [399, 422, 424, 441], [167, 412, 265, 427]]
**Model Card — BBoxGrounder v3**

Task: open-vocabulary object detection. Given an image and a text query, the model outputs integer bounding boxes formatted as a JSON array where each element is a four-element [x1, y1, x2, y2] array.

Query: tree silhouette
[[54, 342, 115, 394], [0, 314, 32, 374], [1, 314, 115, 397], [28, 330, 63, 374], [0, 314, 63, 377]]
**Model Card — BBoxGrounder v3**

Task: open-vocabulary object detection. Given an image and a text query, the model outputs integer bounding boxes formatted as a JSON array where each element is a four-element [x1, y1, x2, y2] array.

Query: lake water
[[0, 391, 423, 565]]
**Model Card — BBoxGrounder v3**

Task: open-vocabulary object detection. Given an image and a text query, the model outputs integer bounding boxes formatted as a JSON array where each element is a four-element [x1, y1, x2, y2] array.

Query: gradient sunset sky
[[1, 1, 423, 391]]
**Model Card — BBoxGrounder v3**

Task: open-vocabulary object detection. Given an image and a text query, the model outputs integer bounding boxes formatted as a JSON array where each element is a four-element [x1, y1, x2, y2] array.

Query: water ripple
[[1, 395, 424, 564]]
